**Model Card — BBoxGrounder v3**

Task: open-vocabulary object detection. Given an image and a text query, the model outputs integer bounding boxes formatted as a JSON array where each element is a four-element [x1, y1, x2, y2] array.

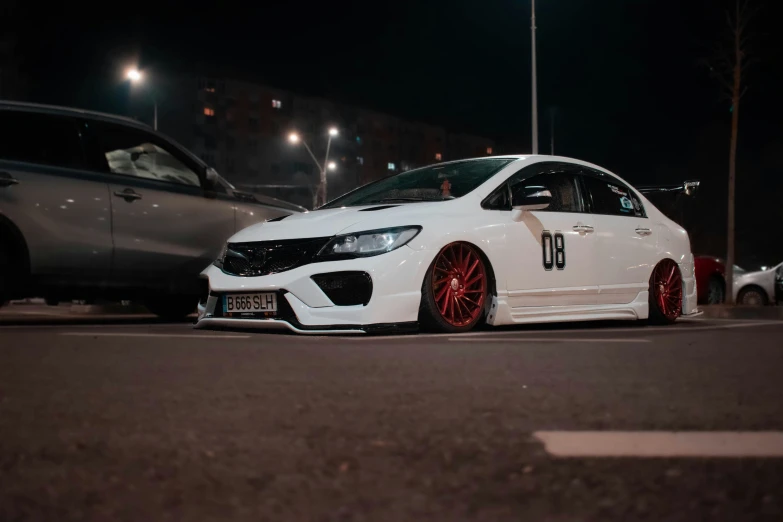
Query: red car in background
[[694, 255, 726, 304]]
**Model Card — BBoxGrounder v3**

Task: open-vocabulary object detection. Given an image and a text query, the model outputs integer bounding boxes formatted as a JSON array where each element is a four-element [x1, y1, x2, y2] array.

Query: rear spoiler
[[637, 180, 700, 197]]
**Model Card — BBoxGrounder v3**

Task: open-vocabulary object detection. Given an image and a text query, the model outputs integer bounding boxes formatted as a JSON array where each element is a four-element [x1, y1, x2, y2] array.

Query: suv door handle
[[0, 171, 19, 188], [113, 188, 143, 202], [635, 227, 653, 236], [573, 223, 594, 233]]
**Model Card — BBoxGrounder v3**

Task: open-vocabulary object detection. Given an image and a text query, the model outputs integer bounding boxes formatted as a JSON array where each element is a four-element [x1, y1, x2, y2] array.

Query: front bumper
[[195, 245, 433, 333]]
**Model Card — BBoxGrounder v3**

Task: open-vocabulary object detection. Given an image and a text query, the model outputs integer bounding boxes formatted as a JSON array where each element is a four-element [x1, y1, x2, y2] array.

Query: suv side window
[[91, 122, 202, 188], [483, 162, 584, 212], [581, 170, 646, 218], [0, 111, 85, 169]]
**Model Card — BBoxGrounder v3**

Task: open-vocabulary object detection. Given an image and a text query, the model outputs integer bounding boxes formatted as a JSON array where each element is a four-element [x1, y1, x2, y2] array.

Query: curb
[[699, 305, 783, 320], [68, 304, 150, 315]]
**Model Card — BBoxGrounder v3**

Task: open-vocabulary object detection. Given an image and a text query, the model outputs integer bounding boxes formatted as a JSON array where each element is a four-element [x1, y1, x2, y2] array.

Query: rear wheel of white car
[[419, 242, 488, 333], [145, 295, 198, 321], [648, 259, 682, 325], [737, 286, 768, 306]]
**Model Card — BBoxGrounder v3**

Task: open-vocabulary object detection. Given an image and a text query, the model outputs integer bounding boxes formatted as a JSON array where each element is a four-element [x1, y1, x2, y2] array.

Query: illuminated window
[[272, 99, 282, 109], [357, 156, 364, 165], [387, 162, 395, 171], [486, 147, 493, 155], [435, 153, 442, 161], [203, 107, 215, 117], [205, 87, 216, 93]]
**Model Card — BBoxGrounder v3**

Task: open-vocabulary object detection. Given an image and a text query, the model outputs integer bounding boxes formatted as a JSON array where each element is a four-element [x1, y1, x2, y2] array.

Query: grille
[[222, 237, 330, 277]]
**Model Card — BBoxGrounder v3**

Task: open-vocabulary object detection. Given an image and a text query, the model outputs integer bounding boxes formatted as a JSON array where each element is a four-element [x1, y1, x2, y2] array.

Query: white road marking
[[59, 333, 250, 339], [449, 337, 651, 343], [453, 320, 783, 337], [533, 431, 783, 458]]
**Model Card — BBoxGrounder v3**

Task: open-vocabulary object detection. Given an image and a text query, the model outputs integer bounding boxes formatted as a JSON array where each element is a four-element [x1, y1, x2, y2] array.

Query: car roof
[[0, 100, 151, 131]]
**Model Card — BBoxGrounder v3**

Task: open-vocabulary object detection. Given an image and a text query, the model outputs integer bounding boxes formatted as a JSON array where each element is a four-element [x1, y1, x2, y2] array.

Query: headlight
[[317, 226, 421, 259], [213, 243, 228, 268]]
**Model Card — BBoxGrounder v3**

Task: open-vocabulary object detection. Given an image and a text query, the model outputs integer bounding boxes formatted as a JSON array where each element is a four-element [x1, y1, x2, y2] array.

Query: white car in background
[[197, 156, 699, 334], [733, 262, 783, 306]]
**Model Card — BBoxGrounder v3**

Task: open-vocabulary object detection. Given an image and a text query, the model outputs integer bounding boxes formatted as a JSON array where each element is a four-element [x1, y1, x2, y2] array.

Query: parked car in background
[[0, 101, 302, 319], [695, 255, 726, 304], [693, 255, 782, 306], [733, 262, 783, 306]]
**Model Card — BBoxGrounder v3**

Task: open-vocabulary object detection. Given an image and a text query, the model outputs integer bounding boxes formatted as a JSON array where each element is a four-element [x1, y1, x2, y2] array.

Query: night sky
[[9, 0, 783, 263]]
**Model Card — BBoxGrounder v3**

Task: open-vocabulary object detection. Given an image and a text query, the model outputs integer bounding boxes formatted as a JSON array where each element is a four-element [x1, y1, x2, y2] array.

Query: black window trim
[[578, 167, 647, 219], [481, 161, 587, 214]]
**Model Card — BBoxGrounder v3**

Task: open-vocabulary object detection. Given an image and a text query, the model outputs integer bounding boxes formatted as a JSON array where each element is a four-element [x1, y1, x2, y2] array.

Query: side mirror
[[511, 185, 552, 211], [205, 167, 220, 189]]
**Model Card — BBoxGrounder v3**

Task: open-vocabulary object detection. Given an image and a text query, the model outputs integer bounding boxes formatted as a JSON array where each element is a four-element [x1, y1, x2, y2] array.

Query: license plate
[[223, 293, 277, 314]]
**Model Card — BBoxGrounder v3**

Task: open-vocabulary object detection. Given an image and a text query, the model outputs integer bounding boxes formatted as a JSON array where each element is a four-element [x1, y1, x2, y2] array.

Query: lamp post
[[288, 127, 338, 208], [126, 68, 158, 131], [531, 0, 538, 154]]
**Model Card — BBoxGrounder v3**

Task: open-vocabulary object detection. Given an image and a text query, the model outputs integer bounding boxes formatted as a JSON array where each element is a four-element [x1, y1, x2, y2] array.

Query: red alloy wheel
[[651, 259, 683, 322], [431, 243, 487, 327]]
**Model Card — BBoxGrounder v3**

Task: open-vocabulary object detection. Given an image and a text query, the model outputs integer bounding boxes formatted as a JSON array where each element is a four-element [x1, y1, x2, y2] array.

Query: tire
[[648, 258, 683, 325], [144, 295, 198, 321], [737, 286, 768, 306], [706, 276, 725, 305], [419, 242, 489, 333]]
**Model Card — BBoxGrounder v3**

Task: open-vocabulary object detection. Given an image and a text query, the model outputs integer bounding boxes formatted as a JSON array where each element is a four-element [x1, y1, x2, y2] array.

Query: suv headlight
[[317, 226, 421, 259], [213, 243, 228, 268]]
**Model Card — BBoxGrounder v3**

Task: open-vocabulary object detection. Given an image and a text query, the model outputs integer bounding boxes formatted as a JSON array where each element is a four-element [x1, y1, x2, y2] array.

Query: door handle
[[635, 227, 653, 236], [573, 223, 594, 233], [113, 188, 143, 202], [0, 171, 19, 188]]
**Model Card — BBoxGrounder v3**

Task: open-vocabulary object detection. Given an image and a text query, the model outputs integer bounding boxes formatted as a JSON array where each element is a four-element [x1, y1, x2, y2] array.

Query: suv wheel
[[144, 295, 198, 321]]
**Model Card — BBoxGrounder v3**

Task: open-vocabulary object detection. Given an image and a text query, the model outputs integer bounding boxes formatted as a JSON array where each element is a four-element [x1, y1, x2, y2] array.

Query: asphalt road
[[1, 316, 783, 521]]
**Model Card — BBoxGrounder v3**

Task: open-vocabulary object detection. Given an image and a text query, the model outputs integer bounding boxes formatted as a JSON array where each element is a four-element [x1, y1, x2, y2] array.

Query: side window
[[92, 123, 202, 188], [509, 170, 583, 213], [0, 111, 85, 169], [581, 173, 645, 218]]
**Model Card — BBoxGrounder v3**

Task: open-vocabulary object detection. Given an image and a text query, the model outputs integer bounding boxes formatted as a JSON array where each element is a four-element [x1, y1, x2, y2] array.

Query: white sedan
[[196, 156, 699, 334]]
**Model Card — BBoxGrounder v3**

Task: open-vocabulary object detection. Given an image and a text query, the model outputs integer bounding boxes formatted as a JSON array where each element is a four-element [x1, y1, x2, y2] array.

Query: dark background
[[7, 0, 783, 266]]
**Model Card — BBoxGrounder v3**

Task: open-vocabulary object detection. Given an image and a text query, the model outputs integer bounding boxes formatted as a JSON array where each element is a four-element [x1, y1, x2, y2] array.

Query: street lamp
[[288, 127, 339, 208], [126, 67, 158, 131]]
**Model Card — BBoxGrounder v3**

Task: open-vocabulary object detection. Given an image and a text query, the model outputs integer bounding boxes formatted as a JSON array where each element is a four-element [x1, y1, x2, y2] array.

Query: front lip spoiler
[[194, 317, 365, 335]]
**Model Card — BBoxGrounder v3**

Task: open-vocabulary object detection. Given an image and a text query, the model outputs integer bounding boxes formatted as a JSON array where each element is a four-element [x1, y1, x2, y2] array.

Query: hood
[[228, 202, 449, 242]]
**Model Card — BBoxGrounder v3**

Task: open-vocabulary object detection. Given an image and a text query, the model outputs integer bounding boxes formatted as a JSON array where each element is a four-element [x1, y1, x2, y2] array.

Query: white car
[[733, 262, 783, 306], [196, 156, 699, 334]]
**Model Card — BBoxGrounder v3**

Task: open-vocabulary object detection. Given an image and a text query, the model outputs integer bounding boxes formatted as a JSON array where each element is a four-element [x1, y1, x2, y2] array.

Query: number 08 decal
[[542, 231, 566, 271]]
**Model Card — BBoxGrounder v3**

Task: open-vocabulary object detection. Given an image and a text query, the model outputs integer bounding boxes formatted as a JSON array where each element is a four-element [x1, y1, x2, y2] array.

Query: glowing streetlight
[[287, 127, 339, 208], [126, 68, 142, 82], [125, 66, 157, 130]]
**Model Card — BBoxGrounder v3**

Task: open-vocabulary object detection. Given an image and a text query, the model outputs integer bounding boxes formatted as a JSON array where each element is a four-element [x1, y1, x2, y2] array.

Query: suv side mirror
[[205, 167, 220, 189], [511, 185, 552, 211]]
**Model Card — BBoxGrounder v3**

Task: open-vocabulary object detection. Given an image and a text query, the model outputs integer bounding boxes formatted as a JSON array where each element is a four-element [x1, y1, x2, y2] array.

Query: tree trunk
[[725, 3, 742, 305]]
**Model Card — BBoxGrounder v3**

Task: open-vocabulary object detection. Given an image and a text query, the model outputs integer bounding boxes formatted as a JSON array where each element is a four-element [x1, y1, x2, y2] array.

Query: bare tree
[[706, 0, 757, 304]]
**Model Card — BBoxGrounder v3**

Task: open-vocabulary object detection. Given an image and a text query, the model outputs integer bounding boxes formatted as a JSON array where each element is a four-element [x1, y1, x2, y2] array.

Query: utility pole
[[531, 0, 539, 154]]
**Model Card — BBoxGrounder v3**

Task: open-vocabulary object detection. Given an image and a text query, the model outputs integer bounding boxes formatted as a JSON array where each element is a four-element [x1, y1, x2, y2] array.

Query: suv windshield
[[321, 158, 515, 209]]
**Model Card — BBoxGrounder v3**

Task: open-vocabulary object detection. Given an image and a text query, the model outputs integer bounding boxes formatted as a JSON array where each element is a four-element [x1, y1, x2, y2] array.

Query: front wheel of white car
[[145, 295, 198, 322], [419, 242, 489, 333]]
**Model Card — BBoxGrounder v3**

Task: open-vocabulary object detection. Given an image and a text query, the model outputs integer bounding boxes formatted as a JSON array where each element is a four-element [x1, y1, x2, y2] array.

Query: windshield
[[321, 158, 515, 209]]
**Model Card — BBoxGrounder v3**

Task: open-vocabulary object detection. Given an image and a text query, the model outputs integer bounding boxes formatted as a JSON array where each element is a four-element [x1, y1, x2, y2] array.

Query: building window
[[205, 87, 216, 93], [356, 136, 362, 145], [487, 147, 493, 155], [435, 153, 442, 161], [272, 99, 282, 109], [203, 107, 215, 117], [357, 156, 364, 165], [388, 162, 396, 171]]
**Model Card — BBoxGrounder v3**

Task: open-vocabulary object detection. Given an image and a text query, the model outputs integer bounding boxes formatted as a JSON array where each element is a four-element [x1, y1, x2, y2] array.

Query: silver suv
[[0, 101, 301, 319]]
